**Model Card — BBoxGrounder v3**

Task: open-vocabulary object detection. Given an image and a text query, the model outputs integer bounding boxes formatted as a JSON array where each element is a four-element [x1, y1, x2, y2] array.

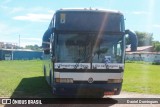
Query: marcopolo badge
[[88, 77, 94, 83], [60, 13, 66, 24]]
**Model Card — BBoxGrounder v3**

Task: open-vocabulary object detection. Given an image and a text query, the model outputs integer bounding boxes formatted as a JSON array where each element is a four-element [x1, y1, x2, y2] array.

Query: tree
[[153, 41, 160, 52], [135, 31, 153, 46], [25, 44, 42, 51]]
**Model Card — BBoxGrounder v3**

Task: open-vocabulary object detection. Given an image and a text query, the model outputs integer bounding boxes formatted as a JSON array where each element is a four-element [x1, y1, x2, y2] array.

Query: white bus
[[42, 9, 137, 97]]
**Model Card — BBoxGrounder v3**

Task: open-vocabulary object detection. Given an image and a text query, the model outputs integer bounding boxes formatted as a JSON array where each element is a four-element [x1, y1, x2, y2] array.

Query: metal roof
[[126, 46, 153, 52], [0, 49, 42, 52]]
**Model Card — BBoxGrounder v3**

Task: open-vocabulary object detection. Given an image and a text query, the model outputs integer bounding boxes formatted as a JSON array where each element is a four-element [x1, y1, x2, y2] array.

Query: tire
[[43, 66, 46, 77], [49, 70, 53, 87]]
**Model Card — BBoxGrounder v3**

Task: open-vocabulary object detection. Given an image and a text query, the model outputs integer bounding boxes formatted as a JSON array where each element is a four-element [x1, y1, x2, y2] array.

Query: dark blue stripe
[[54, 69, 123, 73]]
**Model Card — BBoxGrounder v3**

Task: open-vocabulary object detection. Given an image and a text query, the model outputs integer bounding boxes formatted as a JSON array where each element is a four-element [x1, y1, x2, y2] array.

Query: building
[[126, 46, 160, 62], [0, 42, 18, 49], [0, 49, 43, 60], [0, 42, 5, 49]]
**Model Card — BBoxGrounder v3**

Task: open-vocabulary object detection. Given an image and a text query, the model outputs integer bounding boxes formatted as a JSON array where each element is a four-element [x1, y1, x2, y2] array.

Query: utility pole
[[19, 34, 20, 48]]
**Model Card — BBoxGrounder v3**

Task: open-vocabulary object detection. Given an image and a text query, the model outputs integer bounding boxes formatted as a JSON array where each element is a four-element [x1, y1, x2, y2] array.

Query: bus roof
[[52, 8, 125, 32], [56, 8, 123, 15]]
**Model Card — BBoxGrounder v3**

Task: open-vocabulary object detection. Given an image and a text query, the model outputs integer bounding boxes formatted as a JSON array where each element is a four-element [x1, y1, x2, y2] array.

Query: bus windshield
[[56, 33, 124, 63]]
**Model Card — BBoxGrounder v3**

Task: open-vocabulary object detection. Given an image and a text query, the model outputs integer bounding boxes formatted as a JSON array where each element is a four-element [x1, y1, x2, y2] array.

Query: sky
[[0, 0, 160, 47]]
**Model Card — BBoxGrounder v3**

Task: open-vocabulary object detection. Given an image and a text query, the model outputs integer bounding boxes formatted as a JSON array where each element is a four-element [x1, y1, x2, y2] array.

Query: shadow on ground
[[10, 76, 53, 98], [4, 76, 118, 106]]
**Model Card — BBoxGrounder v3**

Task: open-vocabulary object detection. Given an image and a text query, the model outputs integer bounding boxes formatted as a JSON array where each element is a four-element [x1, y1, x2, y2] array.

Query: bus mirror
[[44, 49, 50, 54], [125, 30, 138, 52], [42, 41, 50, 54]]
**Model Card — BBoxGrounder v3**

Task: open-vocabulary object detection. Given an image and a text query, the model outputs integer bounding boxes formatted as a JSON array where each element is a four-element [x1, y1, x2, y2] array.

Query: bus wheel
[[49, 70, 53, 87], [43, 66, 46, 77]]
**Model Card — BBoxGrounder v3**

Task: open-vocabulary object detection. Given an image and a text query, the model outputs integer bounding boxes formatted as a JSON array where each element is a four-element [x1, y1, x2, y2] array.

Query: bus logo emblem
[[88, 77, 94, 83], [60, 13, 66, 24]]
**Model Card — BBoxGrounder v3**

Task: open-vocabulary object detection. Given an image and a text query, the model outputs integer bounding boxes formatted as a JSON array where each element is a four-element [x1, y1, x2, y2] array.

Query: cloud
[[0, 5, 55, 15], [0, 22, 42, 46], [1, 0, 12, 5], [20, 38, 42, 47], [0, 22, 21, 35], [13, 13, 53, 22], [21, 37, 41, 41], [0, 0, 12, 10], [48, 10, 55, 14], [132, 11, 148, 15], [0, 5, 9, 9], [10, 7, 25, 13], [0, 22, 23, 46], [153, 24, 160, 28]]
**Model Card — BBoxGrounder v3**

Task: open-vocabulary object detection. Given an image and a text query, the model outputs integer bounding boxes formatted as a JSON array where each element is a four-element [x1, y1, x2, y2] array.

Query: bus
[[42, 9, 137, 97]]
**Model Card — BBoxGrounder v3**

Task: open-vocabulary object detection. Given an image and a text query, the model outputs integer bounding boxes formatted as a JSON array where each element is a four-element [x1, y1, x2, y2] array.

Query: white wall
[[126, 53, 160, 62]]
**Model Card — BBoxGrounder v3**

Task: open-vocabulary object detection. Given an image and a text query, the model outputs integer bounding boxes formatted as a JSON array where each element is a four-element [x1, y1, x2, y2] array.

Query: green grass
[[122, 63, 160, 94], [0, 60, 159, 97], [0, 60, 53, 98]]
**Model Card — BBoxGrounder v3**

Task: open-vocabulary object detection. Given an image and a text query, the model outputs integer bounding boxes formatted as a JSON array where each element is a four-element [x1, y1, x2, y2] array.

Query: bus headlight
[[55, 78, 74, 83], [108, 79, 122, 83]]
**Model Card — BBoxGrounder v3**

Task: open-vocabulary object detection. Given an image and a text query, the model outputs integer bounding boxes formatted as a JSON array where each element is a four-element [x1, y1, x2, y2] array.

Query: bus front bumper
[[52, 83, 122, 97]]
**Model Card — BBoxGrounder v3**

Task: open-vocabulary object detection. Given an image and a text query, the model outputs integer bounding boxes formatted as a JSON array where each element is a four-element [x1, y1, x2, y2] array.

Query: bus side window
[[50, 34, 54, 56], [42, 36, 50, 54], [42, 28, 54, 55]]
